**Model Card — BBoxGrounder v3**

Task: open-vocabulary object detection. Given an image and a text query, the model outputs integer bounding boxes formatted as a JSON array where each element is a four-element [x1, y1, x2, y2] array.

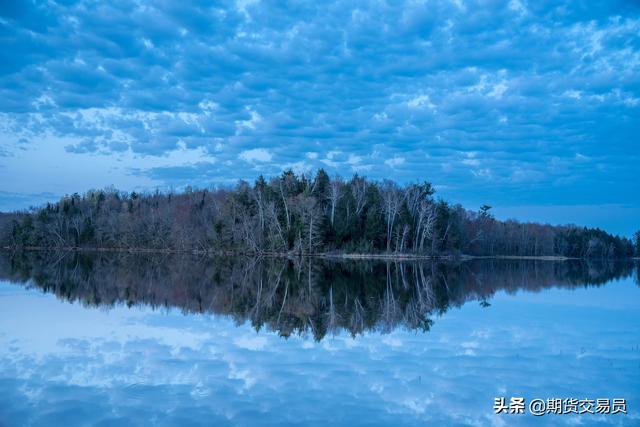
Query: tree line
[[1, 169, 638, 258]]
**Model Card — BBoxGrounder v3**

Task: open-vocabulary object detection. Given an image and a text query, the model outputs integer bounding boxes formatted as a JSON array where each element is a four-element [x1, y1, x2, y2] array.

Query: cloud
[[385, 156, 406, 168], [406, 94, 436, 110], [1, 276, 639, 426], [0, 0, 638, 232], [233, 335, 268, 351], [239, 148, 272, 163]]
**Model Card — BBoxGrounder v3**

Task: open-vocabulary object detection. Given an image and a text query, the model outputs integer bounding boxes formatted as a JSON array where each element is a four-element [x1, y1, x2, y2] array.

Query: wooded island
[[1, 170, 638, 258]]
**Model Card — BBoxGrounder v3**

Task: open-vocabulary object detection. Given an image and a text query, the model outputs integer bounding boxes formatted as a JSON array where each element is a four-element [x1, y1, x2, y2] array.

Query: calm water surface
[[0, 253, 638, 426]]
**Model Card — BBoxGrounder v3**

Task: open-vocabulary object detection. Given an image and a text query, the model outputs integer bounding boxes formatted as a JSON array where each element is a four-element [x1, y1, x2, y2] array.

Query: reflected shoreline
[[0, 247, 594, 261], [0, 251, 637, 341]]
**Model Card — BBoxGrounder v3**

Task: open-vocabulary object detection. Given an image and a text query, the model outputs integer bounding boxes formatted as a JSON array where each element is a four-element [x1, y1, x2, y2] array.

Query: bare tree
[[327, 176, 343, 227], [351, 175, 368, 216], [417, 203, 436, 252], [380, 180, 403, 252], [265, 201, 287, 251], [294, 194, 321, 254]]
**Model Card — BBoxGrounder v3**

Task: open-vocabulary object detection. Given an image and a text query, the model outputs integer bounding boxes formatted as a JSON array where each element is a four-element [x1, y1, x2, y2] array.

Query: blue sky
[[0, 0, 639, 235]]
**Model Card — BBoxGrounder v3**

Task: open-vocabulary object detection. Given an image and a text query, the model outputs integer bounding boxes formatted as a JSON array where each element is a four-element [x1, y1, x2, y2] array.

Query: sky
[[0, 0, 639, 236]]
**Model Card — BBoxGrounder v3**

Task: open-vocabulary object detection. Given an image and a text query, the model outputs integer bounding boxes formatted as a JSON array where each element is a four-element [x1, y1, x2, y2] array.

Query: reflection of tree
[[0, 252, 636, 341]]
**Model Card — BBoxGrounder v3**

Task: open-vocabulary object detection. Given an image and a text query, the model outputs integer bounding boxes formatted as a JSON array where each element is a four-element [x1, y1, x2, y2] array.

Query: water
[[0, 253, 638, 426]]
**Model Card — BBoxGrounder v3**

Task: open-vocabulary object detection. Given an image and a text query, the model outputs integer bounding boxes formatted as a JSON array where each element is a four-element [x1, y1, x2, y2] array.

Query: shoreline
[[0, 246, 628, 262]]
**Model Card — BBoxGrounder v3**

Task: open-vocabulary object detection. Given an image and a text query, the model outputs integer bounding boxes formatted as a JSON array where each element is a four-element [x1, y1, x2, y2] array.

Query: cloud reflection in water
[[0, 254, 638, 426]]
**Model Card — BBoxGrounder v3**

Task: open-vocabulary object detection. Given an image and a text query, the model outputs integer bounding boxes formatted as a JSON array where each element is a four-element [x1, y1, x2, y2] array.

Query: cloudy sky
[[0, 0, 638, 235]]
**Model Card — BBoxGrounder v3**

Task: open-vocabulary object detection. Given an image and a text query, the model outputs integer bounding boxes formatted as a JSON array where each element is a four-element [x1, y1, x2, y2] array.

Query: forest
[[0, 169, 638, 259]]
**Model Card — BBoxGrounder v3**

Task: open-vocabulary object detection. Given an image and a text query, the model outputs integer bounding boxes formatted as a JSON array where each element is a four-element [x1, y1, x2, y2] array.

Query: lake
[[0, 253, 638, 426]]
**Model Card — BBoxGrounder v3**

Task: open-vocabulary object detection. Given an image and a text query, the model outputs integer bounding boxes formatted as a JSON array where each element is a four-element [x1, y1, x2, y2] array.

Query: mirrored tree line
[[1, 252, 636, 341]]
